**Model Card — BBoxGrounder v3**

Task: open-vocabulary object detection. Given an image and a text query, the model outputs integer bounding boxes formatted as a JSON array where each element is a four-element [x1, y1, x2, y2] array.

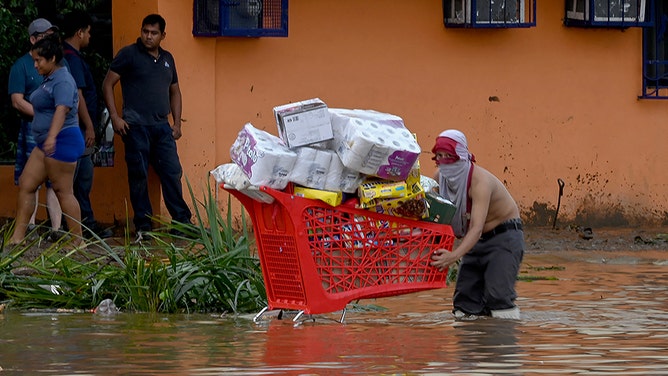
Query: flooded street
[[1, 248, 667, 375]]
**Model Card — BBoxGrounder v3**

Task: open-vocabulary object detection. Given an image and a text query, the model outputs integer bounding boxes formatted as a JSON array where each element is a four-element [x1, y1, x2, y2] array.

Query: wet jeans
[[74, 153, 95, 227], [453, 226, 525, 316], [121, 123, 192, 231]]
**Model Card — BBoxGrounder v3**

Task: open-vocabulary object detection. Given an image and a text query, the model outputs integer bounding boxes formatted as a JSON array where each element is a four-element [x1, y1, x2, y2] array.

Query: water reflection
[[1, 251, 667, 374]]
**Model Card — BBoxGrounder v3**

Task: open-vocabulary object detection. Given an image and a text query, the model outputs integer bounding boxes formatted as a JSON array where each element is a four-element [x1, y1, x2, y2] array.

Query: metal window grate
[[443, 0, 536, 28], [193, 0, 288, 37], [565, 0, 653, 27], [641, 1, 668, 99]]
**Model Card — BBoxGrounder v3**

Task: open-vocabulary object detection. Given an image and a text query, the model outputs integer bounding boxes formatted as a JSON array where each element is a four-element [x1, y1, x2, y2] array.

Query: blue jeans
[[74, 153, 95, 227], [14, 119, 36, 185], [121, 123, 192, 231]]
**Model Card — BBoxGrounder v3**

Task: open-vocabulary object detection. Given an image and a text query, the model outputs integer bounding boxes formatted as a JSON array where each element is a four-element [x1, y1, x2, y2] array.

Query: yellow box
[[365, 182, 427, 219], [405, 160, 421, 188], [359, 179, 408, 207], [294, 186, 342, 206]]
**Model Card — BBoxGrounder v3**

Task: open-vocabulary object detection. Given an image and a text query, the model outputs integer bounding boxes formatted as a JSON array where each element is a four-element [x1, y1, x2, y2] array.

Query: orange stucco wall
[[2, 0, 667, 228]]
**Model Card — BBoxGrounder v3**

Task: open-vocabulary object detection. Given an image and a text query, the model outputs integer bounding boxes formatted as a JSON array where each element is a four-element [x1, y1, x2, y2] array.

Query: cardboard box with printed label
[[273, 98, 334, 148]]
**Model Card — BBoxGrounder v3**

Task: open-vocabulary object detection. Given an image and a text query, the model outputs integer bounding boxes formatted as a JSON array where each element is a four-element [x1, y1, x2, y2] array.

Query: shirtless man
[[430, 129, 525, 320]]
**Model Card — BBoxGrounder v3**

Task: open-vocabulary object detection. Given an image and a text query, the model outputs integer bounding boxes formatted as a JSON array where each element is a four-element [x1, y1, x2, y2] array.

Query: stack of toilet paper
[[289, 147, 363, 193], [324, 151, 364, 193], [229, 123, 298, 190], [289, 147, 332, 190], [329, 109, 420, 181], [226, 104, 426, 209]]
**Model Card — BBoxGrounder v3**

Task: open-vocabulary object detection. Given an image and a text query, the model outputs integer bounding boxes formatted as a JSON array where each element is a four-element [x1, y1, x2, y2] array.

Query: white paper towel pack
[[210, 163, 275, 204], [289, 147, 333, 190], [329, 109, 421, 181], [230, 123, 298, 190]]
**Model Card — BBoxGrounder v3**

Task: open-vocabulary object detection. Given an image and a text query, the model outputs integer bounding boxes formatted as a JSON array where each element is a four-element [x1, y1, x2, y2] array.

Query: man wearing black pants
[[62, 10, 113, 239], [102, 14, 192, 242]]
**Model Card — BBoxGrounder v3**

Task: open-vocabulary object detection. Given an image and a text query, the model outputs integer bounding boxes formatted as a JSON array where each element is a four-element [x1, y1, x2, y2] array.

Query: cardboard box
[[424, 192, 457, 224], [273, 98, 334, 148]]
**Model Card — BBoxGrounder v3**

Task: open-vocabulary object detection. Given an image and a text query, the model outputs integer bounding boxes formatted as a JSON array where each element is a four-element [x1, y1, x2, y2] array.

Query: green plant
[[0, 183, 266, 314], [0, 1, 111, 164]]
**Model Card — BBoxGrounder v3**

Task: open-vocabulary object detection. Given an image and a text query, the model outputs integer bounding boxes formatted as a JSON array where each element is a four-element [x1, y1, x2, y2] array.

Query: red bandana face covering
[[431, 137, 460, 165]]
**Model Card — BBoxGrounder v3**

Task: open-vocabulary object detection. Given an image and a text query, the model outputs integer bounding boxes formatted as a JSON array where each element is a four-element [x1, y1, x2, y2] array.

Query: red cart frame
[[224, 186, 455, 319]]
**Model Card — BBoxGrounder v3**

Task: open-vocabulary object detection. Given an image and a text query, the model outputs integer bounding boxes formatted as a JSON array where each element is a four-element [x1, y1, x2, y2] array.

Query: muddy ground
[[523, 225, 668, 253]]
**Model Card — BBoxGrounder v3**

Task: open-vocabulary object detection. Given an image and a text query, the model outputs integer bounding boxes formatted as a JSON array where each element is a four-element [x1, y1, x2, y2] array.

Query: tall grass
[[0, 181, 266, 314]]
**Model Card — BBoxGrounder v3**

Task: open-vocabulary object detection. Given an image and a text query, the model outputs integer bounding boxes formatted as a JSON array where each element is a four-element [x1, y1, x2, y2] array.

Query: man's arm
[[169, 82, 183, 140], [77, 89, 95, 147], [10, 93, 34, 119], [101, 70, 129, 136]]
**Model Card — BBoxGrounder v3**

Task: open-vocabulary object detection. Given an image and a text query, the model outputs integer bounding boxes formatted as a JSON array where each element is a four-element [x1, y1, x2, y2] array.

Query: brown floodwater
[[1, 249, 667, 375]]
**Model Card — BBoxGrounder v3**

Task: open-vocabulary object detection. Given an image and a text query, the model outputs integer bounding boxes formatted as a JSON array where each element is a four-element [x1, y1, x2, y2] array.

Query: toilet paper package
[[210, 163, 275, 204], [230, 123, 298, 190], [289, 147, 333, 190], [329, 109, 420, 181], [324, 151, 364, 193]]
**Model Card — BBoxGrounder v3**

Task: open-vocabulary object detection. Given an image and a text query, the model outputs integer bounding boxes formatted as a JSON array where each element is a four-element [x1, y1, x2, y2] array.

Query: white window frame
[[448, 0, 526, 24], [567, 0, 646, 22]]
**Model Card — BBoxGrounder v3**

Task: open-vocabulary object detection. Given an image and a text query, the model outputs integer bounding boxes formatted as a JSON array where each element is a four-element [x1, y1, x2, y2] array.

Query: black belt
[[480, 219, 523, 241]]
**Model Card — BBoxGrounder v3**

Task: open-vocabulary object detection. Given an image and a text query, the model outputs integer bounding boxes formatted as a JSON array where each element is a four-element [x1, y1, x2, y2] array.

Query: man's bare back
[[471, 165, 520, 233]]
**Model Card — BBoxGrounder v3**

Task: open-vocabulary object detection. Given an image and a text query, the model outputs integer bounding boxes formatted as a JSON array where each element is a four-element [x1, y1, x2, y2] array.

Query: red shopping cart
[[224, 185, 455, 322]]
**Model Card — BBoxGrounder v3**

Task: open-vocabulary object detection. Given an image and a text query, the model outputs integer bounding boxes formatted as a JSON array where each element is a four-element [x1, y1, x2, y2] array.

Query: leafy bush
[[0, 0, 111, 164], [0, 184, 267, 314]]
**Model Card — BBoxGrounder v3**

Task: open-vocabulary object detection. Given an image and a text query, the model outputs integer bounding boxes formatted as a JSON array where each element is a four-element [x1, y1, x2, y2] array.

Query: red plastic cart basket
[[224, 185, 455, 318]]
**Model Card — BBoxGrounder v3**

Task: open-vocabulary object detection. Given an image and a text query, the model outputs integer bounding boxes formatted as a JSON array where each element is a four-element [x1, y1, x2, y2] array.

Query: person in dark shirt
[[102, 14, 192, 242], [61, 10, 113, 239]]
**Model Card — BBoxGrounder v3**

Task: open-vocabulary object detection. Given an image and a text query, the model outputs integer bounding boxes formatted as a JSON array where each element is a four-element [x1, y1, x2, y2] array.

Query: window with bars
[[193, 0, 288, 37], [641, 1, 668, 98], [564, 0, 653, 27], [443, 0, 536, 28]]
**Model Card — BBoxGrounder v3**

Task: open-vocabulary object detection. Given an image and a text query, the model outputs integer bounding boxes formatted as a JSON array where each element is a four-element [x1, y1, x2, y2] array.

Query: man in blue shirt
[[7, 18, 63, 237], [62, 10, 113, 239], [102, 14, 192, 241]]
